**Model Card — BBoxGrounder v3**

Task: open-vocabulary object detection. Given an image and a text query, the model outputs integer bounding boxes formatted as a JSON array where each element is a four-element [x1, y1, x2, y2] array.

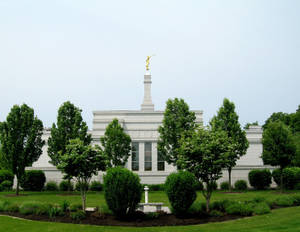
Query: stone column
[[139, 142, 145, 172], [152, 142, 158, 172], [141, 73, 154, 111]]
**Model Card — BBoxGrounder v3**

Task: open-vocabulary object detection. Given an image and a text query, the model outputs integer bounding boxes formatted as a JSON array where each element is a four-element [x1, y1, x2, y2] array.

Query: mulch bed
[[0, 211, 244, 227]]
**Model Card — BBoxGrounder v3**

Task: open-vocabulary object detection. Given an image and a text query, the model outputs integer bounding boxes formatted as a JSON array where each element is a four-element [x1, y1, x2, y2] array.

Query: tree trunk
[[16, 178, 19, 196], [228, 168, 232, 192], [206, 196, 210, 213], [280, 168, 283, 194], [81, 190, 86, 211]]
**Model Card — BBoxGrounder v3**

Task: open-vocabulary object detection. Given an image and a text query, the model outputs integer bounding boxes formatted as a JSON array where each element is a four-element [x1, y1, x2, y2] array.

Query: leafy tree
[[0, 104, 44, 195], [57, 139, 106, 210], [48, 101, 91, 166], [291, 105, 300, 133], [100, 119, 131, 167], [158, 98, 197, 166], [244, 121, 259, 130], [263, 112, 292, 130], [262, 121, 296, 192], [177, 127, 232, 212], [210, 98, 248, 191]]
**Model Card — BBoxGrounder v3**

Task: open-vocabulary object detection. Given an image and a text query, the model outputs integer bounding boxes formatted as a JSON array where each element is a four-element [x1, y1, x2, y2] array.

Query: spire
[[141, 72, 154, 111]]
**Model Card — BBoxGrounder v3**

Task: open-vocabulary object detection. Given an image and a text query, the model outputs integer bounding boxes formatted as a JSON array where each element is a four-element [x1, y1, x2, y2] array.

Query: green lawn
[[1, 190, 299, 208], [1, 206, 300, 232]]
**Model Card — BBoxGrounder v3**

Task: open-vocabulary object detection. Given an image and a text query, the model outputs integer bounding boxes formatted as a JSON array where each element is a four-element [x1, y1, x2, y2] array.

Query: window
[[157, 150, 165, 171], [131, 142, 139, 171], [144, 142, 152, 171]]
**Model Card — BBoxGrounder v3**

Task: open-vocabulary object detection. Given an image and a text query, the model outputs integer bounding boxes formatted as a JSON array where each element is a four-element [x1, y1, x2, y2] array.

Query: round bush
[[104, 167, 142, 218], [59, 180, 74, 191], [165, 171, 197, 216], [0, 170, 14, 184], [90, 181, 103, 191], [220, 181, 229, 190], [234, 180, 248, 191], [45, 181, 58, 191], [20, 170, 46, 191], [253, 202, 271, 215], [282, 167, 300, 190], [248, 169, 272, 190], [1, 180, 13, 191]]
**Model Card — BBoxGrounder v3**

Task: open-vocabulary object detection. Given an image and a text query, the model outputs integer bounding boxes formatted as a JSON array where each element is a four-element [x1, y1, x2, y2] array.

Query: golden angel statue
[[146, 55, 154, 71]]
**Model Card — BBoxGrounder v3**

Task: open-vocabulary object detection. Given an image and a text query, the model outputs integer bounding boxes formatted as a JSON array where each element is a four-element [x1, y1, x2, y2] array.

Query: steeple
[[141, 71, 154, 111]]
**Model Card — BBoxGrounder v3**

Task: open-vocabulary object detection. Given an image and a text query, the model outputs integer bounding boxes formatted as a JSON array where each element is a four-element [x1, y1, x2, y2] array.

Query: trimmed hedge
[[165, 171, 197, 216], [90, 181, 103, 191], [248, 169, 272, 190], [20, 170, 46, 191], [272, 167, 300, 189], [220, 181, 229, 190], [104, 167, 142, 218], [234, 180, 247, 191], [45, 181, 59, 191], [0, 170, 14, 188], [59, 180, 74, 191]]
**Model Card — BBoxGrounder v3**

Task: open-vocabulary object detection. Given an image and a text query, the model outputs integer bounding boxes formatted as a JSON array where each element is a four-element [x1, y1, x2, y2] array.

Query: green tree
[[158, 98, 197, 166], [262, 121, 296, 192], [0, 104, 44, 195], [177, 127, 232, 212], [210, 98, 249, 191], [244, 121, 259, 130], [263, 112, 292, 130], [48, 101, 91, 166], [100, 119, 131, 167], [57, 139, 106, 210]]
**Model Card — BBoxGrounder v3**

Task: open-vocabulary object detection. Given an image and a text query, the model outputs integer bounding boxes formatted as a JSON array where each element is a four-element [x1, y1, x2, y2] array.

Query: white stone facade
[[29, 72, 270, 186]]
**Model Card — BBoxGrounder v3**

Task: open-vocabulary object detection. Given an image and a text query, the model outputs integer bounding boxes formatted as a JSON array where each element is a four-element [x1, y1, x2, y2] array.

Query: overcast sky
[[0, 0, 299, 129]]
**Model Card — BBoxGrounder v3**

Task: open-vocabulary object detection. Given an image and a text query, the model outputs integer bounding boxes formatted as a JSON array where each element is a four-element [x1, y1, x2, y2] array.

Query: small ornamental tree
[[210, 98, 248, 192], [100, 119, 131, 167], [0, 104, 44, 195], [177, 127, 232, 212], [262, 121, 296, 192], [57, 139, 107, 210], [48, 101, 91, 166], [158, 98, 197, 167]]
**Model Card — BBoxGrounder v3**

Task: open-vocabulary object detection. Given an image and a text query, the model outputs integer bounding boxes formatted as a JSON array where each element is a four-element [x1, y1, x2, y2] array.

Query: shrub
[[90, 181, 103, 191], [71, 210, 86, 221], [294, 183, 300, 190], [292, 194, 300, 206], [234, 180, 248, 191], [70, 203, 82, 212], [275, 196, 294, 207], [0, 200, 10, 212], [45, 181, 58, 191], [4, 203, 19, 213], [220, 181, 229, 190], [282, 167, 300, 190], [225, 201, 253, 216], [104, 167, 142, 218], [1, 180, 13, 191], [165, 171, 197, 216], [19, 202, 49, 215], [59, 180, 74, 191], [248, 169, 272, 190], [210, 210, 223, 217], [253, 202, 271, 215], [187, 201, 206, 216], [20, 170, 46, 191], [60, 200, 70, 212], [48, 205, 63, 218], [0, 170, 14, 184], [0, 184, 3, 192]]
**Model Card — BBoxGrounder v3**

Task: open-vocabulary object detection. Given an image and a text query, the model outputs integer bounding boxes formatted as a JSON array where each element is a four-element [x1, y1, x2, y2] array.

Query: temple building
[[31, 70, 266, 185]]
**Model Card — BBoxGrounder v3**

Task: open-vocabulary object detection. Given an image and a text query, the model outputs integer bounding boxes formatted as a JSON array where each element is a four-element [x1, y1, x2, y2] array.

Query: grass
[[1, 190, 300, 208], [0, 206, 300, 231]]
